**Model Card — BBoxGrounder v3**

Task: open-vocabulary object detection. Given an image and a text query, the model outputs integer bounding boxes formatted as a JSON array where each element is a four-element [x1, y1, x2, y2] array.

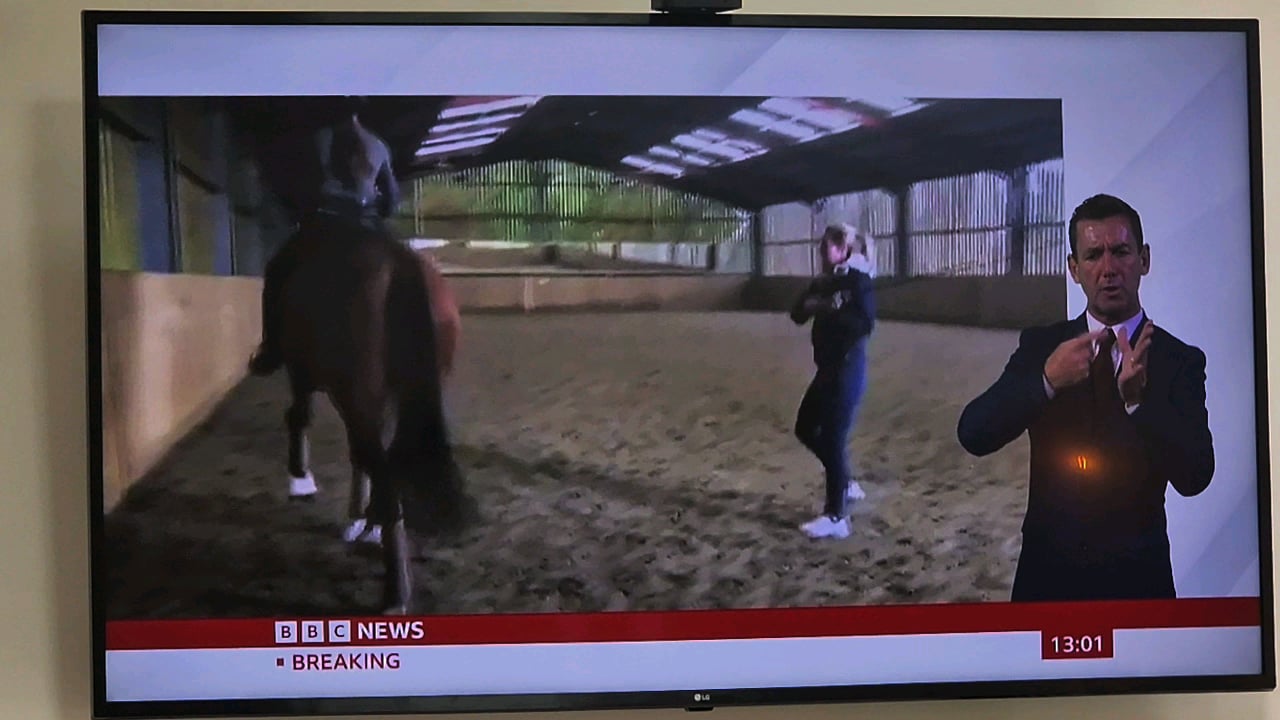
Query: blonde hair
[[822, 223, 875, 271]]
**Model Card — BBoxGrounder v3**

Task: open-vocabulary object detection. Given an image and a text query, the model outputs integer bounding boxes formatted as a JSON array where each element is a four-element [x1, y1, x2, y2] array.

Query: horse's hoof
[[343, 519, 367, 542], [289, 473, 318, 498], [382, 604, 410, 616], [343, 520, 383, 545]]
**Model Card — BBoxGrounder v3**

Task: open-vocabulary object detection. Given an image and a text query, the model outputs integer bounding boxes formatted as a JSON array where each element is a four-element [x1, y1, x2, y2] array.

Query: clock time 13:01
[[1051, 634, 1105, 654]]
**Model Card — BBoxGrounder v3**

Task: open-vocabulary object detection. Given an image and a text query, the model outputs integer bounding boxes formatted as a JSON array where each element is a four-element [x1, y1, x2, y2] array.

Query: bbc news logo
[[274, 619, 426, 645], [275, 620, 351, 645]]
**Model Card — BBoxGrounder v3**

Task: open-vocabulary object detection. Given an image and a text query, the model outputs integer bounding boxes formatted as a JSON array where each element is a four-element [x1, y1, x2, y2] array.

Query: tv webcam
[[651, 0, 742, 14]]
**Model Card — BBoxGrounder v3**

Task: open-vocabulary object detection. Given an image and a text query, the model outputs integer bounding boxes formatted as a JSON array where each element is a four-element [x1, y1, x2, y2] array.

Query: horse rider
[[248, 99, 401, 377]]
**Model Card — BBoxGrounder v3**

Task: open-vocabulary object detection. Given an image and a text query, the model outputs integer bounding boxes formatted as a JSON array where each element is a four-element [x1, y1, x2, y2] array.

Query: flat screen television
[[82, 6, 1275, 719]]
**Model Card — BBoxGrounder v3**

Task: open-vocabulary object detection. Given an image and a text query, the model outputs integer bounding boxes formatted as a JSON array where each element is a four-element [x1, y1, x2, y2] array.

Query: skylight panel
[[430, 111, 527, 134], [671, 133, 715, 151], [614, 96, 920, 181], [769, 121, 817, 140], [699, 144, 749, 161], [891, 100, 932, 117], [415, 136, 498, 158], [420, 127, 507, 146], [800, 108, 861, 130], [729, 108, 778, 129], [414, 96, 543, 163], [846, 95, 933, 116], [438, 96, 541, 119], [620, 155, 684, 177], [759, 97, 813, 117]]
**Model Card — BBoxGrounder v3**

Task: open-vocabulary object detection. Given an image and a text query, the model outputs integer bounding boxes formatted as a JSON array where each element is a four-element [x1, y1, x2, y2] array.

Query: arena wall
[[742, 275, 1066, 329], [99, 270, 262, 511]]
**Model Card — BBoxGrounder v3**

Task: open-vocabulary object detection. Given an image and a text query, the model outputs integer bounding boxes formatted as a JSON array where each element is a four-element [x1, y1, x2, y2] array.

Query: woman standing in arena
[[789, 223, 877, 540]]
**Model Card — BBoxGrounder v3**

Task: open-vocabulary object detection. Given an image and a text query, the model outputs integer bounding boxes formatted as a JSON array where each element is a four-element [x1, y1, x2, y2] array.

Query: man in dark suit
[[957, 193, 1214, 602]]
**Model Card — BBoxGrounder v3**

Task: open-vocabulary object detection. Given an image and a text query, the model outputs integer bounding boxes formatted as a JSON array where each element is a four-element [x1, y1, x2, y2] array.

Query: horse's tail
[[384, 250, 478, 537]]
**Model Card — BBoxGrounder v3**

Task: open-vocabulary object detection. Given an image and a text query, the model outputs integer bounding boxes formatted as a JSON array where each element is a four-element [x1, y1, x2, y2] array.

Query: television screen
[[83, 9, 1274, 718]]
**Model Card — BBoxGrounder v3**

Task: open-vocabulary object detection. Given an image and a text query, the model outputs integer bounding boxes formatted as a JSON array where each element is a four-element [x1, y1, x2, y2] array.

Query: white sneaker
[[801, 515, 851, 539], [846, 481, 866, 502]]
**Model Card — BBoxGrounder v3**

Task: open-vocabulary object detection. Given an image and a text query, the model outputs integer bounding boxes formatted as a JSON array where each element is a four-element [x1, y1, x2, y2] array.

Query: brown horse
[[340, 250, 463, 547], [276, 210, 476, 615]]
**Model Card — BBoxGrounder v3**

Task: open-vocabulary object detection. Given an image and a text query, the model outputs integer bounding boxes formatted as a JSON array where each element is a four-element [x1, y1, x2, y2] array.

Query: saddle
[[315, 191, 384, 230]]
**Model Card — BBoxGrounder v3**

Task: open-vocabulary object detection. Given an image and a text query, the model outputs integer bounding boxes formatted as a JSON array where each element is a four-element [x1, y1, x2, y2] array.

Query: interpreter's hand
[[1043, 328, 1110, 393], [1117, 322, 1154, 406]]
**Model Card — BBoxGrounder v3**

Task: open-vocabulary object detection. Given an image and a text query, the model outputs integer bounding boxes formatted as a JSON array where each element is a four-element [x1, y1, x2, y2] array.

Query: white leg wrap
[[343, 518, 383, 545], [289, 472, 318, 497]]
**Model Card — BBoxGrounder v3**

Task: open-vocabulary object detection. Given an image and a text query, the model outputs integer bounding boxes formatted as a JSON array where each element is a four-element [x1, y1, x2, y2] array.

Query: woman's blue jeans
[[794, 340, 868, 519]]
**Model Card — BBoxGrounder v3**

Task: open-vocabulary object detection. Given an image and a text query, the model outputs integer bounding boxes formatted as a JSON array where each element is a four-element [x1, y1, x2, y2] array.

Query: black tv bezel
[[82, 8, 1275, 719]]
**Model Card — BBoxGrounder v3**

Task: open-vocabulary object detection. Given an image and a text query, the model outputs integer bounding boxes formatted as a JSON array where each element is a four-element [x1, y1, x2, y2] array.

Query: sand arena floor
[[102, 312, 1031, 619]]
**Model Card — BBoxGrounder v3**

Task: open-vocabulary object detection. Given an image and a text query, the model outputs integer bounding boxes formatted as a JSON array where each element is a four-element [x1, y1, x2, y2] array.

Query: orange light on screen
[[1070, 452, 1102, 475]]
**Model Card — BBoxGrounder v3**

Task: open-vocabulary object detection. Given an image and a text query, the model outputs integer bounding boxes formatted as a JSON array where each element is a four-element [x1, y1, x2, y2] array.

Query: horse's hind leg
[[348, 420, 411, 615], [372, 471, 412, 615], [286, 388, 318, 501], [343, 404, 396, 545], [371, 462, 412, 615], [342, 460, 381, 545]]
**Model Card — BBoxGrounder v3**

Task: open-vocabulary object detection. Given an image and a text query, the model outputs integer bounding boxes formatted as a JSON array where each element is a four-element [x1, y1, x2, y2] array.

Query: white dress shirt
[[1043, 308, 1145, 414]]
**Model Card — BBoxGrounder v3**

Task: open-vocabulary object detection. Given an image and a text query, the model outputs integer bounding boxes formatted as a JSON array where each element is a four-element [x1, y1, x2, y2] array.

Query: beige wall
[[98, 271, 262, 511], [3, 2, 1280, 720]]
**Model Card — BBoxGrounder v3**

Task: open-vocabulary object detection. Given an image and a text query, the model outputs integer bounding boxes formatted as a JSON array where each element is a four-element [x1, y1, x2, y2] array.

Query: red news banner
[[106, 597, 1261, 661]]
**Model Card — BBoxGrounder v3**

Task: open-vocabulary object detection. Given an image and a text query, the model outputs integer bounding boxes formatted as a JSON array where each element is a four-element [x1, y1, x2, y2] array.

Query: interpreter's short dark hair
[[1068, 193, 1144, 257]]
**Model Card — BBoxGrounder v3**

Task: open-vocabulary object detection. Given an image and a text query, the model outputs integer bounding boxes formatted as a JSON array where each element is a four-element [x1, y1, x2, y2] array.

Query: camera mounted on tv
[[651, 0, 742, 14]]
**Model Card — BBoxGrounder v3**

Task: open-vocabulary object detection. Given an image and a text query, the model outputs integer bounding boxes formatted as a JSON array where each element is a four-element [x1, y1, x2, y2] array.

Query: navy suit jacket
[[957, 313, 1214, 566]]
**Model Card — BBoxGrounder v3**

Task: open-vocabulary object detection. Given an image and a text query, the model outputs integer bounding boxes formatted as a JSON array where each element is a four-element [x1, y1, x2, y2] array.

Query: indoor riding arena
[[95, 95, 1068, 619]]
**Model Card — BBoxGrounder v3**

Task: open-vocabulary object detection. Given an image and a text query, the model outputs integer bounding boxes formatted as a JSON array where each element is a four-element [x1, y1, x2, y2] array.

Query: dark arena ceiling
[[223, 94, 1064, 213]]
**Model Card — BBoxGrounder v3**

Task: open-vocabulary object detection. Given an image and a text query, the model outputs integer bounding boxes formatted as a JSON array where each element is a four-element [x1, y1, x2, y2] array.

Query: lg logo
[[692, 693, 711, 702]]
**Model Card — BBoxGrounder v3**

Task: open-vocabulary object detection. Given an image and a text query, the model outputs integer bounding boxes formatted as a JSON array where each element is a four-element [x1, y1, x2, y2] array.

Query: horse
[[275, 210, 476, 615], [339, 251, 463, 547]]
